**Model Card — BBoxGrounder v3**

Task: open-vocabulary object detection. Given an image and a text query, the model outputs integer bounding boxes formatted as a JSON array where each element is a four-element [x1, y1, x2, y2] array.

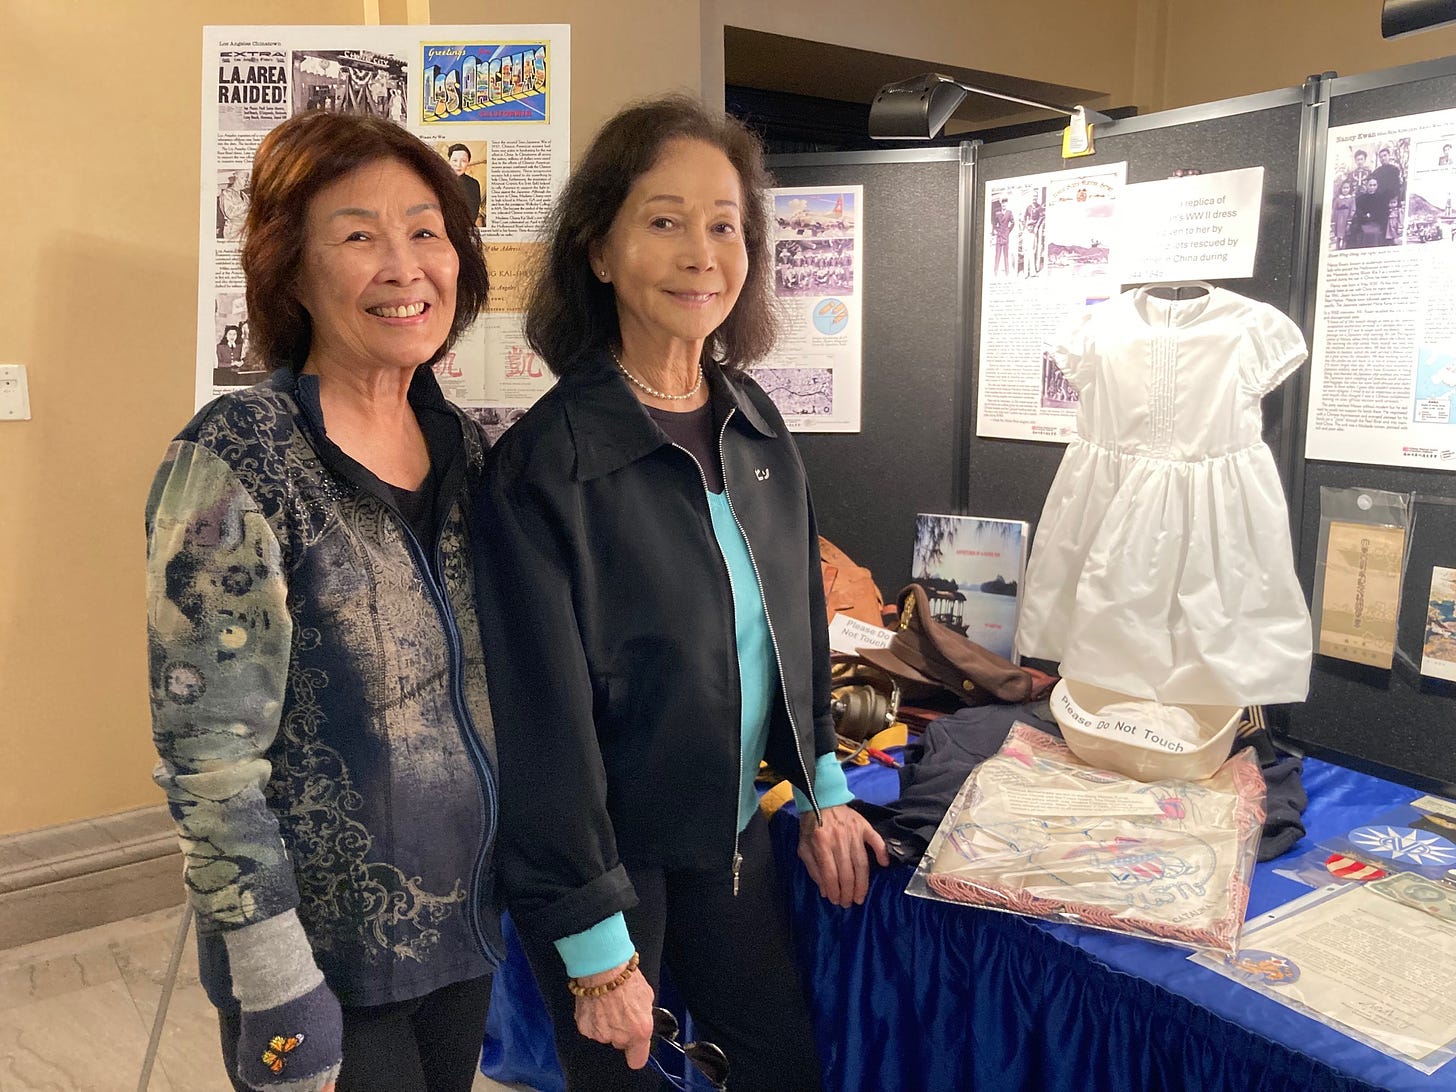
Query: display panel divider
[[965, 84, 1308, 539], [763, 147, 971, 593], [1283, 56, 1456, 792]]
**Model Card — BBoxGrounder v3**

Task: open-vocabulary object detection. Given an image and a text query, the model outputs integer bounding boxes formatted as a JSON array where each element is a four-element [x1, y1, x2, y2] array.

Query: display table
[[482, 756, 1450, 1092]]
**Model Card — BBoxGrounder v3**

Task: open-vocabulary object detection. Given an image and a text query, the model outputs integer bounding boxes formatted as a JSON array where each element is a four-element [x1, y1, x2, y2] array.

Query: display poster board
[[975, 162, 1125, 443], [757, 185, 865, 432], [965, 92, 1308, 540], [198, 24, 570, 440], [1118, 166, 1266, 283], [774, 75, 1456, 790], [1307, 106, 1456, 471], [764, 152, 965, 590], [1288, 64, 1456, 794]]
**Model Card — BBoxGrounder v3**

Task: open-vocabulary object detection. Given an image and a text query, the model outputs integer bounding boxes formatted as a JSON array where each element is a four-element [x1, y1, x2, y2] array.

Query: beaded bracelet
[[566, 951, 641, 998]]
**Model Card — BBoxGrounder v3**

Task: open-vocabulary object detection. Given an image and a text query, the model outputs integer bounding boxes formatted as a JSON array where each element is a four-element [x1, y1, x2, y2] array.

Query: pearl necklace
[[611, 348, 703, 401]]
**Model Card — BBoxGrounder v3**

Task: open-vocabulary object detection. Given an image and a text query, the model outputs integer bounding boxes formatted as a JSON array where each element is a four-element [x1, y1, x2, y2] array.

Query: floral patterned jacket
[[145, 366, 502, 1008]]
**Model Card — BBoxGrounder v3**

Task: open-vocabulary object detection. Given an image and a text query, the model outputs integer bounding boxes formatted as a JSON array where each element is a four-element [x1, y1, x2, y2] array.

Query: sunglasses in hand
[[648, 1006, 729, 1091]]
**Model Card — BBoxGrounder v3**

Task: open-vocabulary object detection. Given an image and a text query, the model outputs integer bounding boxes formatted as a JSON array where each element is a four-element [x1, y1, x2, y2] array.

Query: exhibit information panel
[[1196, 879, 1456, 1074], [198, 24, 571, 440], [755, 185, 865, 433], [976, 163, 1126, 443], [1307, 106, 1456, 471], [1118, 166, 1266, 284]]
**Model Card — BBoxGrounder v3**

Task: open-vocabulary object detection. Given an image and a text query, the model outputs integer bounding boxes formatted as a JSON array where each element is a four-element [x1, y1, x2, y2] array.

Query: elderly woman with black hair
[[476, 96, 887, 1091], [145, 111, 500, 1092]]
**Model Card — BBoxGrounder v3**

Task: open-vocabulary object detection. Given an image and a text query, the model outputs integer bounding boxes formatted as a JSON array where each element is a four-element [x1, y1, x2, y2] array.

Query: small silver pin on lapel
[[755, 468, 771, 481]]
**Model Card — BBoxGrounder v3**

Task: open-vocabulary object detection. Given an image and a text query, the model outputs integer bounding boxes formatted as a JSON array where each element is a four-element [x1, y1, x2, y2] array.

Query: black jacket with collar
[[474, 354, 835, 942]]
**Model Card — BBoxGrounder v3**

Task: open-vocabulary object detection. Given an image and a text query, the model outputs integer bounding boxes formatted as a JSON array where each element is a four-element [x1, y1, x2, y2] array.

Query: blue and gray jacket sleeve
[[146, 439, 340, 1090]]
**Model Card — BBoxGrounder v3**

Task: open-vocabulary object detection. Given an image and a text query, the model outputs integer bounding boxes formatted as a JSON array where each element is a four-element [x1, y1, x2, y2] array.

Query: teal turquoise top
[[554, 488, 852, 977]]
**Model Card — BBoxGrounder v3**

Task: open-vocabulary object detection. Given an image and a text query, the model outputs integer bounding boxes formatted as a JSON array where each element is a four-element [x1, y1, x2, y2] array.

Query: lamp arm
[[941, 76, 1112, 126]]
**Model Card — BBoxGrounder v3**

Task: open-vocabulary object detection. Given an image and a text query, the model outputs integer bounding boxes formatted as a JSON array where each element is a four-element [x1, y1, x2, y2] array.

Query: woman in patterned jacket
[[145, 111, 499, 1092]]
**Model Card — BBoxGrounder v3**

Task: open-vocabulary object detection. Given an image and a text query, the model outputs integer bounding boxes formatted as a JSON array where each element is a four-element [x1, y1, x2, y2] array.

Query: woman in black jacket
[[475, 96, 887, 1091]]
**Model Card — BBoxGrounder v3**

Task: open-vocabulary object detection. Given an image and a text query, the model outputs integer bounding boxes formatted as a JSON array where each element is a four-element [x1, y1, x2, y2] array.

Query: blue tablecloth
[[483, 756, 1449, 1091]]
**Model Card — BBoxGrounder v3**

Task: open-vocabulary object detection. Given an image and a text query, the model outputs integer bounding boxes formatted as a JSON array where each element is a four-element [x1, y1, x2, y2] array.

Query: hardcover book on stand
[[911, 513, 1029, 662]]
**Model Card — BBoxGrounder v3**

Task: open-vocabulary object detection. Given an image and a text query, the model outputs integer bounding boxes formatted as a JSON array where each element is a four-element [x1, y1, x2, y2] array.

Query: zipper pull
[[731, 851, 743, 897]]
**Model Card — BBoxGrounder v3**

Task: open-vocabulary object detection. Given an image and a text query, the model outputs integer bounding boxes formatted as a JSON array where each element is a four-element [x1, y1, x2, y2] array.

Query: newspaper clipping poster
[[1307, 108, 1456, 470], [976, 163, 1126, 442], [198, 25, 570, 436], [754, 186, 864, 432]]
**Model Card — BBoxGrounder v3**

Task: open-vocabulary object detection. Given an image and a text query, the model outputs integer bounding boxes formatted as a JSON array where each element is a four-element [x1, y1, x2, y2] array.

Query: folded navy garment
[[1257, 754, 1309, 861], [853, 703, 1307, 865]]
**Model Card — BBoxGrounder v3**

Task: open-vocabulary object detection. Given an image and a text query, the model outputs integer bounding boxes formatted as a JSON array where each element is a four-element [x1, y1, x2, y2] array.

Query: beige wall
[[707, 0, 1149, 107], [4, 0, 1456, 837], [0, 0, 701, 838], [431, 0, 704, 157], [0, 0, 354, 836], [1160, 1, 1456, 109]]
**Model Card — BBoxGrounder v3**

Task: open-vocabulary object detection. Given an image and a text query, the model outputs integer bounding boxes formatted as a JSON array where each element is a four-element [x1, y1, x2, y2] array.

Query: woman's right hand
[[572, 960, 655, 1068]]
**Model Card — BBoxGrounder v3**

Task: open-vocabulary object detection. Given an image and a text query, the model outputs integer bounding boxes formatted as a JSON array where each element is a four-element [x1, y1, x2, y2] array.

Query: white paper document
[[1118, 167, 1265, 283], [1307, 107, 1456, 470], [754, 186, 865, 432], [1195, 880, 1456, 1072], [1000, 786, 1164, 818], [827, 613, 895, 655], [976, 163, 1126, 443]]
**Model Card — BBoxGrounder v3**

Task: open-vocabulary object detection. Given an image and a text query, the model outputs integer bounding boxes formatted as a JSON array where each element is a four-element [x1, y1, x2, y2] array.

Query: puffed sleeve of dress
[[1237, 303, 1308, 396], [1047, 305, 1102, 392]]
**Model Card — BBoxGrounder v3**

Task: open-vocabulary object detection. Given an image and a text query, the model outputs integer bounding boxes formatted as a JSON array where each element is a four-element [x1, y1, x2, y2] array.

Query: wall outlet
[[0, 365, 31, 420]]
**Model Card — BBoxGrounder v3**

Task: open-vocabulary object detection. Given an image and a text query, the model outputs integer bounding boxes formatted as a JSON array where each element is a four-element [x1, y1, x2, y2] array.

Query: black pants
[[219, 974, 493, 1092], [519, 811, 822, 1092]]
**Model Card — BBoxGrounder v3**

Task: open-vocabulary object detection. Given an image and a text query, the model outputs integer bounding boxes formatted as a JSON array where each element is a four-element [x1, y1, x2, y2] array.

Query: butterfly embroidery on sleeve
[[262, 1032, 305, 1074]]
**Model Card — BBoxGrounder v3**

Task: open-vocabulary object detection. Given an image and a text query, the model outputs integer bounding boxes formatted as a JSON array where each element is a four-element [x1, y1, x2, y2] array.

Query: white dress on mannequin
[[1016, 284, 1312, 706]]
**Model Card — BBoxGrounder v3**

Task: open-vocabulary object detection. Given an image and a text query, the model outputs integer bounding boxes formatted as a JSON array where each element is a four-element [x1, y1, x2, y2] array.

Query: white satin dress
[[1016, 285, 1313, 706]]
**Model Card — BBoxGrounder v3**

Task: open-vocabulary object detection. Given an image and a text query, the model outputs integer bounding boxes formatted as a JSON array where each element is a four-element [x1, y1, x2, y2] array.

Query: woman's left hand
[[797, 805, 889, 908]]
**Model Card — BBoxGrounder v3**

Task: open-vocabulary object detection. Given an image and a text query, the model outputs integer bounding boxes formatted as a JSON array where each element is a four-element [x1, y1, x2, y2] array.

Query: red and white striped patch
[[1325, 853, 1388, 881]]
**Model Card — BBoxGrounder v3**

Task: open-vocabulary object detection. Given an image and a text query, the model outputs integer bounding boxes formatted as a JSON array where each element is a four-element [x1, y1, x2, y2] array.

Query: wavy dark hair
[[524, 95, 776, 378], [241, 112, 489, 370]]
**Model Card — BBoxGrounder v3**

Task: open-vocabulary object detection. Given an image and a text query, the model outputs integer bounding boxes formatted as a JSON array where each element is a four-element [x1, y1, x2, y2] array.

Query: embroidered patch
[[261, 1032, 305, 1074], [1324, 852, 1388, 882], [1224, 949, 1300, 985], [1348, 825, 1456, 867]]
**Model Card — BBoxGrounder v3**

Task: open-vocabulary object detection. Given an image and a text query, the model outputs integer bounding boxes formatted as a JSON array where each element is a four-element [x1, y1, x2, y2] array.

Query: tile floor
[[0, 904, 538, 1091]]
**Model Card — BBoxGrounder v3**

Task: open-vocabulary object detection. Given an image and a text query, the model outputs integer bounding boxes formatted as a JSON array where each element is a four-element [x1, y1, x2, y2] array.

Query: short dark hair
[[447, 143, 471, 160], [1355, 149, 1368, 158], [524, 95, 776, 378], [242, 112, 489, 370]]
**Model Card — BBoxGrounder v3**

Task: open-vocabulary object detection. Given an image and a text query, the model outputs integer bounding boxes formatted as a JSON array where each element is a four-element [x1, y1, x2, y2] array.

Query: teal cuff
[[553, 912, 635, 979], [792, 752, 854, 812]]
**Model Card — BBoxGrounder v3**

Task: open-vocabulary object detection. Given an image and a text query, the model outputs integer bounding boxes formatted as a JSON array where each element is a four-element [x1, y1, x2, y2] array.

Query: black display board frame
[[964, 85, 1314, 528], [765, 61, 1456, 791], [764, 146, 971, 591], [1281, 58, 1456, 795]]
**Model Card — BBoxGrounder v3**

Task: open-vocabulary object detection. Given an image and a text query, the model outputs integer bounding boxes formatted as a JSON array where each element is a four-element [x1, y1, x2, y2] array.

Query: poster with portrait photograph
[[976, 163, 1126, 442], [196, 25, 570, 413], [1307, 107, 1456, 470], [753, 186, 864, 432]]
